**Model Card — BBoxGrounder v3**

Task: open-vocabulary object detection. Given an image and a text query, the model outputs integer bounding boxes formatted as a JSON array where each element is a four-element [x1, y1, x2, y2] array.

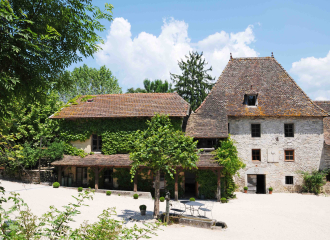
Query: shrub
[[189, 197, 195, 201], [106, 191, 111, 196], [118, 194, 121, 196], [133, 194, 139, 199], [220, 197, 227, 203], [299, 170, 328, 195], [78, 187, 83, 192], [139, 204, 147, 210], [159, 197, 165, 202], [53, 182, 60, 188], [244, 186, 248, 190], [269, 187, 273, 191]]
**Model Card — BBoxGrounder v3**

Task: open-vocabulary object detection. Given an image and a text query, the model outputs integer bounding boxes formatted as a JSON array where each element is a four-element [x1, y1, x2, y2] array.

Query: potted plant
[[133, 193, 139, 199], [139, 205, 147, 216], [221, 197, 227, 203], [160, 197, 165, 202], [189, 197, 195, 201], [78, 187, 83, 192], [244, 186, 248, 193], [106, 191, 111, 196], [269, 187, 273, 194], [53, 182, 60, 188]]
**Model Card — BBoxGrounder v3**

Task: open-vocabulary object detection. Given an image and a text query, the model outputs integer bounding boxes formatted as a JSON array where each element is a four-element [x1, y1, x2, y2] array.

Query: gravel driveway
[[1, 180, 330, 240]]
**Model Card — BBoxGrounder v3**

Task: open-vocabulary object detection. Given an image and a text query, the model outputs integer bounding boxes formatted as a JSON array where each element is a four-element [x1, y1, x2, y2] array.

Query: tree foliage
[[127, 79, 173, 93], [59, 65, 122, 103], [170, 51, 215, 111], [130, 114, 200, 216], [0, 0, 113, 116], [214, 136, 246, 198]]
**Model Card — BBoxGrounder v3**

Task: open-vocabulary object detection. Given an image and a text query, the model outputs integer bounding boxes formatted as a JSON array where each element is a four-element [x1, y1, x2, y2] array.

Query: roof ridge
[[194, 59, 232, 113], [272, 58, 328, 116]]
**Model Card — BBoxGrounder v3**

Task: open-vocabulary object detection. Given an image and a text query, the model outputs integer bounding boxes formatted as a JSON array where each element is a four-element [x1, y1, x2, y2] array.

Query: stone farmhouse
[[51, 55, 330, 196], [50, 93, 221, 200], [186, 55, 330, 193]]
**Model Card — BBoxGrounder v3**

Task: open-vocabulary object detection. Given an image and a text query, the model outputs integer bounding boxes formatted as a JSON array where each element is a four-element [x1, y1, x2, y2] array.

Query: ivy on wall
[[196, 170, 217, 199], [57, 117, 183, 156]]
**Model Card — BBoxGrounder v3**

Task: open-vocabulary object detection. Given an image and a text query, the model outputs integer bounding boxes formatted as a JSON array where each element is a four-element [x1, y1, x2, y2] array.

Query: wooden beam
[[58, 166, 62, 184], [94, 167, 99, 190], [174, 172, 178, 201], [217, 169, 221, 202]]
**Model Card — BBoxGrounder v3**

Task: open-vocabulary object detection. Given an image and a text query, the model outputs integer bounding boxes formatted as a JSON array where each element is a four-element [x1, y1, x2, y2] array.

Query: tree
[[0, 0, 113, 117], [126, 79, 173, 93], [213, 136, 246, 198], [130, 114, 200, 216], [59, 65, 122, 103], [170, 51, 215, 111]]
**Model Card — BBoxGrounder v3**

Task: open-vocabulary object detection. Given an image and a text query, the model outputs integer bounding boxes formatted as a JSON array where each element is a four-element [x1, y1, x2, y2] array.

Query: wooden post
[[58, 166, 62, 183], [195, 181, 199, 198], [95, 167, 99, 190], [133, 170, 138, 192], [174, 172, 178, 201], [217, 169, 221, 202]]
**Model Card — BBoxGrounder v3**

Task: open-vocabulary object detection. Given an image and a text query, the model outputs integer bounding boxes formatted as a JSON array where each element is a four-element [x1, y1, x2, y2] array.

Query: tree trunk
[[153, 170, 160, 217]]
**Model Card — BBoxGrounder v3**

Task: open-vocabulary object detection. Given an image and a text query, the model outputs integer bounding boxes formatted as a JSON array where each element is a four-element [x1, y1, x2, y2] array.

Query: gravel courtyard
[[1, 180, 330, 240]]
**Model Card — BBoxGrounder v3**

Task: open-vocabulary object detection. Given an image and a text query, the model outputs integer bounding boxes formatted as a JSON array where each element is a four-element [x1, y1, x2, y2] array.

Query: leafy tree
[[170, 51, 215, 111], [126, 79, 173, 93], [130, 114, 200, 216], [0, 0, 113, 117], [59, 65, 122, 103], [213, 136, 246, 198]]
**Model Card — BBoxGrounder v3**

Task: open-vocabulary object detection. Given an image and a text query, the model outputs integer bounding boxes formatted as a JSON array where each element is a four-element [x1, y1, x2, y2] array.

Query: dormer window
[[244, 94, 257, 106]]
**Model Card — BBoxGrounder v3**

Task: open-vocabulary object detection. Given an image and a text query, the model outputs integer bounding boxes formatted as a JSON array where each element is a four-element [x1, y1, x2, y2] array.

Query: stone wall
[[229, 116, 324, 193]]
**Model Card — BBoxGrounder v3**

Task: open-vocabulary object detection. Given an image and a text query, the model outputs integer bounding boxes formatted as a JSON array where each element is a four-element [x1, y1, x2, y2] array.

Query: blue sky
[[71, 0, 330, 99]]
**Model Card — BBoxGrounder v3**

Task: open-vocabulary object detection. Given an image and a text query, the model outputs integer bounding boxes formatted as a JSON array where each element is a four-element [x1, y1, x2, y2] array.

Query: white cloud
[[96, 17, 258, 89], [291, 51, 330, 100]]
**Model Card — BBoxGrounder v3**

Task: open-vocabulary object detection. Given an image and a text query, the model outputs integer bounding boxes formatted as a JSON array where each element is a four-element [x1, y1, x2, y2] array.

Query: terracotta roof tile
[[50, 93, 190, 119], [186, 57, 327, 138]]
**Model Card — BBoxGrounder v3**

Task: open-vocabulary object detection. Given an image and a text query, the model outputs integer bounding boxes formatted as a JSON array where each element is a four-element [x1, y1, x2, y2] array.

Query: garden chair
[[169, 200, 185, 216], [198, 200, 214, 219]]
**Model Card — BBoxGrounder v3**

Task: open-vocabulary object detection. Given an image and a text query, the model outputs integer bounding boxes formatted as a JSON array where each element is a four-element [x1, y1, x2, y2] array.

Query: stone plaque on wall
[[268, 148, 279, 163]]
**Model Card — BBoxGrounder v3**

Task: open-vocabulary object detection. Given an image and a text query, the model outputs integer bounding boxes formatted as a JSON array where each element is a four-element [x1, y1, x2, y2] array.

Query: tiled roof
[[186, 57, 327, 138], [50, 93, 190, 119], [314, 101, 330, 145], [314, 101, 330, 114], [51, 154, 221, 168]]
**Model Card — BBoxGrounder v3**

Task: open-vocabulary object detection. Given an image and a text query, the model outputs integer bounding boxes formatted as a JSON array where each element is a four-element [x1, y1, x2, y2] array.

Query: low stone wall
[[0, 169, 55, 183]]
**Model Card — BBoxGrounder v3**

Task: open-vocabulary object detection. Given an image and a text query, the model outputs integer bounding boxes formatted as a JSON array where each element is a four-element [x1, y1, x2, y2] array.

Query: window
[[252, 149, 261, 161], [244, 95, 257, 106], [285, 176, 294, 185], [284, 124, 294, 137], [284, 150, 294, 162], [251, 124, 261, 137], [92, 134, 102, 152], [228, 123, 230, 134]]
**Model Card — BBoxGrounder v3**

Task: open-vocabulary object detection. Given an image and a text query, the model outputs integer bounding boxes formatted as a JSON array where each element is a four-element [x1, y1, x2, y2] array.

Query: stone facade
[[229, 116, 324, 193]]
